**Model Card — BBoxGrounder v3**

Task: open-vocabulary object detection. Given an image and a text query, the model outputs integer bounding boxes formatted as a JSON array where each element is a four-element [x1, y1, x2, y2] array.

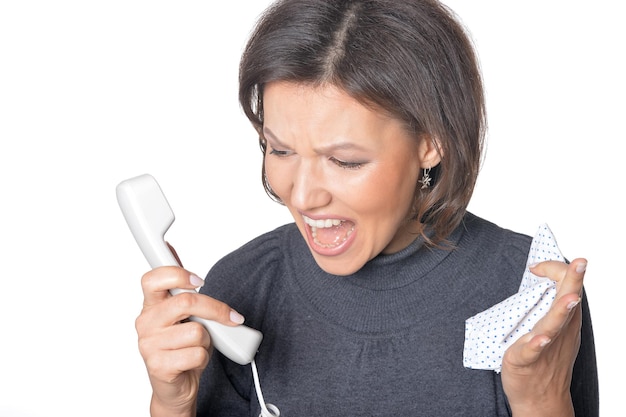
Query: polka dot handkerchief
[[463, 224, 564, 373]]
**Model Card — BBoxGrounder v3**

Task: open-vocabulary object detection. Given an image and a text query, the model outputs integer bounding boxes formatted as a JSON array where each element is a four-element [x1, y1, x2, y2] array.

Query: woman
[[136, 0, 599, 415]]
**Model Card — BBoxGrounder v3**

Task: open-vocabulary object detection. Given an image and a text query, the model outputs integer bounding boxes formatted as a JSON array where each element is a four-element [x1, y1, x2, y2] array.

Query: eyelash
[[269, 147, 289, 157], [329, 157, 364, 170], [268, 147, 364, 170]]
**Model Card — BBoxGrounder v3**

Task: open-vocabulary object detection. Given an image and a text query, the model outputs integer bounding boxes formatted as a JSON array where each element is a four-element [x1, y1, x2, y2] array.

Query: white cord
[[251, 359, 280, 417]]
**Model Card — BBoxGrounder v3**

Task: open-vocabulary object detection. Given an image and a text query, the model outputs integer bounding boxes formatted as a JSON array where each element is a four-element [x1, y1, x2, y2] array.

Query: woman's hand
[[135, 265, 245, 417], [501, 258, 587, 417]]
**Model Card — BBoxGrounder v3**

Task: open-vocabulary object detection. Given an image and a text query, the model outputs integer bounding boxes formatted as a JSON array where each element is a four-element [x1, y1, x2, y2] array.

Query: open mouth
[[302, 215, 355, 249]]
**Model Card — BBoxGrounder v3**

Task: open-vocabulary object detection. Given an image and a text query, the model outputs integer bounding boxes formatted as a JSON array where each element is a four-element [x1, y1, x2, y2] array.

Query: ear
[[417, 135, 442, 168]]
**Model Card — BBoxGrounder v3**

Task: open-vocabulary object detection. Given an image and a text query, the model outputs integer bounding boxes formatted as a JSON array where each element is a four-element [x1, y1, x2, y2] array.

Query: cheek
[[357, 164, 418, 214], [264, 156, 290, 198]]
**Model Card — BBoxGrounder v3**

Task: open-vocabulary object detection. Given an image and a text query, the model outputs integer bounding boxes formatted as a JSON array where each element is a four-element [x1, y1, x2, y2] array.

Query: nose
[[289, 159, 332, 211]]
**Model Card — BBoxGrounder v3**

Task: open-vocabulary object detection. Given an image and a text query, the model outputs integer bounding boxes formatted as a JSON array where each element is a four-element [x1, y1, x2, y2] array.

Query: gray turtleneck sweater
[[196, 212, 598, 416]]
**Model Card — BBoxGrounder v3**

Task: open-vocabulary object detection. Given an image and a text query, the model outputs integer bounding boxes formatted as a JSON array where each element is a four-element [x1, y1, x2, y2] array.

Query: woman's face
[[263, 81, 438, 276]]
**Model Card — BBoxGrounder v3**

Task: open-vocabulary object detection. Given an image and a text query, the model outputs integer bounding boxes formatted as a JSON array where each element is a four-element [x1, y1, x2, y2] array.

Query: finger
[[507, 285, 582, 368], [508, 295, 583, 370], [504, 302, 569, 368], [139, 321, 211, 354], [505, 260, 586, 368], [141, 266, 205, 307], [505, 331, 550, 367], [531, 258, 587, 299], [138, 290, 246, 333], [524, 259, 586, 350], [529, 291, 580, 343], [146, 346, 211, 381], [167, 321, 212, 351], [169, 291, 245, 326]]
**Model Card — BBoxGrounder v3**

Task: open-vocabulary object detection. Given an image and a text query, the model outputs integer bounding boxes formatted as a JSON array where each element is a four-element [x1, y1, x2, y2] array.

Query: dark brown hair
[[239, 0, 486, 245]]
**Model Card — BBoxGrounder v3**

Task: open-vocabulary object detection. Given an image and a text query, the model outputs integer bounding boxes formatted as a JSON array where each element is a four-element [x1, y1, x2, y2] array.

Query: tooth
[[303, 216, 345, 229]]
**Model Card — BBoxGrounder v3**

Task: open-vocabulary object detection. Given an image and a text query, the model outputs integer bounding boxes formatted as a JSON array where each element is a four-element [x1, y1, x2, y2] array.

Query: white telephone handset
[[116, 173, 263, 365]]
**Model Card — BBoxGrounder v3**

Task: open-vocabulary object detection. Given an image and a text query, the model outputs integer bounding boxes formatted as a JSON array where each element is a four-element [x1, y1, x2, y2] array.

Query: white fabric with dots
[[463, 224, 564, 373]]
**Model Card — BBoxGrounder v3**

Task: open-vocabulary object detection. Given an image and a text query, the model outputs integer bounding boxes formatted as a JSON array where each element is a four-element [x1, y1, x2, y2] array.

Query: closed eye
[[268, 147, 291, 157], [329, 156, 365, 170]]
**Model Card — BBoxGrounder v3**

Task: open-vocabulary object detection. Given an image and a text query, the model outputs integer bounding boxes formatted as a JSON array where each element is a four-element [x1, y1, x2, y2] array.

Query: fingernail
[[230, 310, 245, 324], [567, 298, 581, 311], [189, 274, 205, 288], [528, 262, 538, 269], [576, 262, 587, 274]]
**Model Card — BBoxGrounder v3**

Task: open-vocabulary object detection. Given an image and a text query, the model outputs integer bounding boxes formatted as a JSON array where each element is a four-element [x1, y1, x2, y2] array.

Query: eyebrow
[[262, 127, 289, 148], [263, 126, 369, 154]]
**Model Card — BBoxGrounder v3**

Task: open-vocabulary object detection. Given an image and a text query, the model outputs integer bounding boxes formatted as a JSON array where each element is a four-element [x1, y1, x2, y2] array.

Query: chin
[[311, 253, 364, 277]]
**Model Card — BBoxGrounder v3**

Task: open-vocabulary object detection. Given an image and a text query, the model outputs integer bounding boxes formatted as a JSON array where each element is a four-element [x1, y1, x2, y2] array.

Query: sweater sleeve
[[572, 287, 600, 416]]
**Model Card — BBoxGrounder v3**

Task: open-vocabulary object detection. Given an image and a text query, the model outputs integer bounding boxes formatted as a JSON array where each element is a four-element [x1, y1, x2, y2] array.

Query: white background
[[1, 1, 623, 415]]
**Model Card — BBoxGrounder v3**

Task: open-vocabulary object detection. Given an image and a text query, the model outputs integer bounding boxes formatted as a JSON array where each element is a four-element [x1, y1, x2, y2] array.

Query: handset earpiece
[[116, 173, 263, 365]]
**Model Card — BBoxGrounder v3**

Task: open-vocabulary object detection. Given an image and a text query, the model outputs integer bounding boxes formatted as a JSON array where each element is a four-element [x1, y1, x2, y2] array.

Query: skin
[[503, 259, 586, 417], [135, 82, 586, 417], [262, 81, 441, 276]]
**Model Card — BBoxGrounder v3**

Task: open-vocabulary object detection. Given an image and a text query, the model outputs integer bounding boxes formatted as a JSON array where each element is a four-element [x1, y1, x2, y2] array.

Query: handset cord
[[251, 359, 280, 417]]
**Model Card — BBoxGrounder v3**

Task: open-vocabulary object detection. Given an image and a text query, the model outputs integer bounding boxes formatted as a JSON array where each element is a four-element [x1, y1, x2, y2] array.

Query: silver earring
[[419, 167, 431, 189]]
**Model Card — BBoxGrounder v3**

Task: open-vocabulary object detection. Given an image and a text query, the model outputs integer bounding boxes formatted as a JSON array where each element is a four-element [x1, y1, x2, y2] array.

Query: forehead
[[262, 81, 408, 144], [263, 81, 369, 116]]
